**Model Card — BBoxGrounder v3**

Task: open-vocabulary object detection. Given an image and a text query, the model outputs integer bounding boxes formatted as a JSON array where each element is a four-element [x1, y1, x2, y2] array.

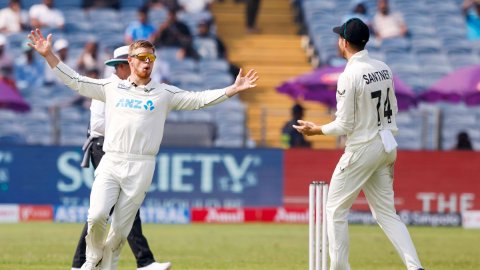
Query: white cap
[[53, 39, 69, 52], [0, 35, 6, 46], [104, 45, 129, 66]]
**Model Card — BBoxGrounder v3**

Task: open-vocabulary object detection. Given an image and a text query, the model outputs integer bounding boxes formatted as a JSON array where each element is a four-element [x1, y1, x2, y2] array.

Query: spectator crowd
[[0, 0, 247, 147]]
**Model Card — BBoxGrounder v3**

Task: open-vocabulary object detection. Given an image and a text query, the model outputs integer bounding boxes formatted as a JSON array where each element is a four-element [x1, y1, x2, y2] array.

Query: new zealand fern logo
[[144, 100, 155, 111]]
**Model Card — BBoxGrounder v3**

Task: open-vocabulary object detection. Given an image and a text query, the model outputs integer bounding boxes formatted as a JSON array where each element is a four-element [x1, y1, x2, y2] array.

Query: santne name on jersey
[[362, 70, 390, 85]]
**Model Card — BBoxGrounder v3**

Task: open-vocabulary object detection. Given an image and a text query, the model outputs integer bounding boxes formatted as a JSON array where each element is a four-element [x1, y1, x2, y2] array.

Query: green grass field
[[0, 223, 479, 270]]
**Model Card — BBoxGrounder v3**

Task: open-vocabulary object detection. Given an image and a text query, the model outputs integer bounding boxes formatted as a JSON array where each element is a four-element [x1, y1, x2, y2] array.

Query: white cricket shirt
[[54, 62, 229, 156], [322, 50, 398, 150], [89, 74, 122, 138], [89, 99, 106, 138]]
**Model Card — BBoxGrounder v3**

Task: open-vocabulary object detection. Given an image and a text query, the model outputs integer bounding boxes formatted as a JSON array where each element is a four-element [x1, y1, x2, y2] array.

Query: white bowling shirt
[[54, 62, 229, 156]]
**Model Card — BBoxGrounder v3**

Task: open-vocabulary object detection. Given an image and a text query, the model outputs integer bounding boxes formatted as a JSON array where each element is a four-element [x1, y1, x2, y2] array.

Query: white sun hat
[[104, 45, 130, 66]]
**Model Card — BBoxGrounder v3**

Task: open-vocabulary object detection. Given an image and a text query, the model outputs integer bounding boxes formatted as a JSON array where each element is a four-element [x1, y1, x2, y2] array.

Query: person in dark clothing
[[246, 0, 261, 33], [281, 103, 311, 148], [194, 20, 240, 77], [82, 0, 120, 9], [152, 8, 196, 59], [194, 20, 226, 59], [456, 131, 473, 150]]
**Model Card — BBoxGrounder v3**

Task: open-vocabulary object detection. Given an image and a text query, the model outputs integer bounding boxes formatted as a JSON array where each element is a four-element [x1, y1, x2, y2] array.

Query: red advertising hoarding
[[19, 205, 53, 221], [191, 208, 249, 223], [283, 149, 480, 213], [190, 208, 310, 223]]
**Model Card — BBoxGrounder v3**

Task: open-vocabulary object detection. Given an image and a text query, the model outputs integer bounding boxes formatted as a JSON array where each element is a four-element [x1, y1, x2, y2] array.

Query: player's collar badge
[[143, 87, 155, 93], [118, 82, 131, 90]]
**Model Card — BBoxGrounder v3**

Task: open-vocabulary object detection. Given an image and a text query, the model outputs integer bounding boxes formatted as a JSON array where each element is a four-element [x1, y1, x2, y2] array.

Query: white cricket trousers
[[84, 152, 155, 270], [326, 135, 423, 270]]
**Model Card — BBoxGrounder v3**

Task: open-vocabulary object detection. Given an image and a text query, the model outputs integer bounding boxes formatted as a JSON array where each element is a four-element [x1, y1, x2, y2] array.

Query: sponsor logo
[[141, 86, 155, 93], [54, 205, 89, 223], [399, 211, 461, 227], [115, 98, 155, 111], [143, 100, 155, 111], [462, 211, 480, 229], [116, 98, 142, 109], [19, 205, 53, 221], [57, 152, 264, 195], [348, 211, 376, 225], [205, 208, 244, 223], [139, 206, 190, 224], [154, 153, 262, 194], [273, 208, 309, 223], [0, 204, 19, 223]]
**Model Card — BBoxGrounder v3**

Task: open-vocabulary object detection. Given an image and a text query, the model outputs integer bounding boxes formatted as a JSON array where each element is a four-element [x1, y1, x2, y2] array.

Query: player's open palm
[[233, 68, 259, 92], [27, 28, 52, 57]]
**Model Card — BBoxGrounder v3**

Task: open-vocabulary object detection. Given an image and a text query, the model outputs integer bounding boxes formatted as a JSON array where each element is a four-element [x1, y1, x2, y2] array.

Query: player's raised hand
[[293, 120, 322, 136], [27, 28, 53, 57], [27, 28, 60, 68], [233, 68, 259, 91], [224, 68, 259, 97]]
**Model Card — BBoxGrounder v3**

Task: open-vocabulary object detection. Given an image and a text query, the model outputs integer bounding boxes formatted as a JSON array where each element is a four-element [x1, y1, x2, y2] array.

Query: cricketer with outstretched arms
[[27, 28, 259, 270]]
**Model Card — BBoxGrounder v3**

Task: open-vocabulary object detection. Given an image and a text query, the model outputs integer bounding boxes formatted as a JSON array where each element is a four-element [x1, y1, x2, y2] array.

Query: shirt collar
[[346, 50, 369, 68], [127, 77, 155, 93]]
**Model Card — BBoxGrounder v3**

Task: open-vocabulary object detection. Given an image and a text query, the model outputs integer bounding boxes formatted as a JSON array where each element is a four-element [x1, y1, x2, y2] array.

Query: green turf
[[0, 223, 478, 269]]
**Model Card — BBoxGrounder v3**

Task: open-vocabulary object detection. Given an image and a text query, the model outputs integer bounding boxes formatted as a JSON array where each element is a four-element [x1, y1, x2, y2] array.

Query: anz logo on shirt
[[115, 99, 155, 111]]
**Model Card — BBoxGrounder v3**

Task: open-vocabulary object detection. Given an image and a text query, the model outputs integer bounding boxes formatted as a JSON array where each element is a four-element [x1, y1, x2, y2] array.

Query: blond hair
[[128, 40, 155, 55]]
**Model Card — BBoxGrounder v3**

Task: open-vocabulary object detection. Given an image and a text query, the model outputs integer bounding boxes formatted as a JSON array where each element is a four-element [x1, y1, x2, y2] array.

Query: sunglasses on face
[[130, 52, 156, 63]]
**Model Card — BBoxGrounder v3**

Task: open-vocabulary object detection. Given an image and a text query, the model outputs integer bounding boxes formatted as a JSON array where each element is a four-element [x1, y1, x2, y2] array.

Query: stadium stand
[[0, 0, 244, 147], [1, 0, 480, 150], [211, 0, 337, 149]]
